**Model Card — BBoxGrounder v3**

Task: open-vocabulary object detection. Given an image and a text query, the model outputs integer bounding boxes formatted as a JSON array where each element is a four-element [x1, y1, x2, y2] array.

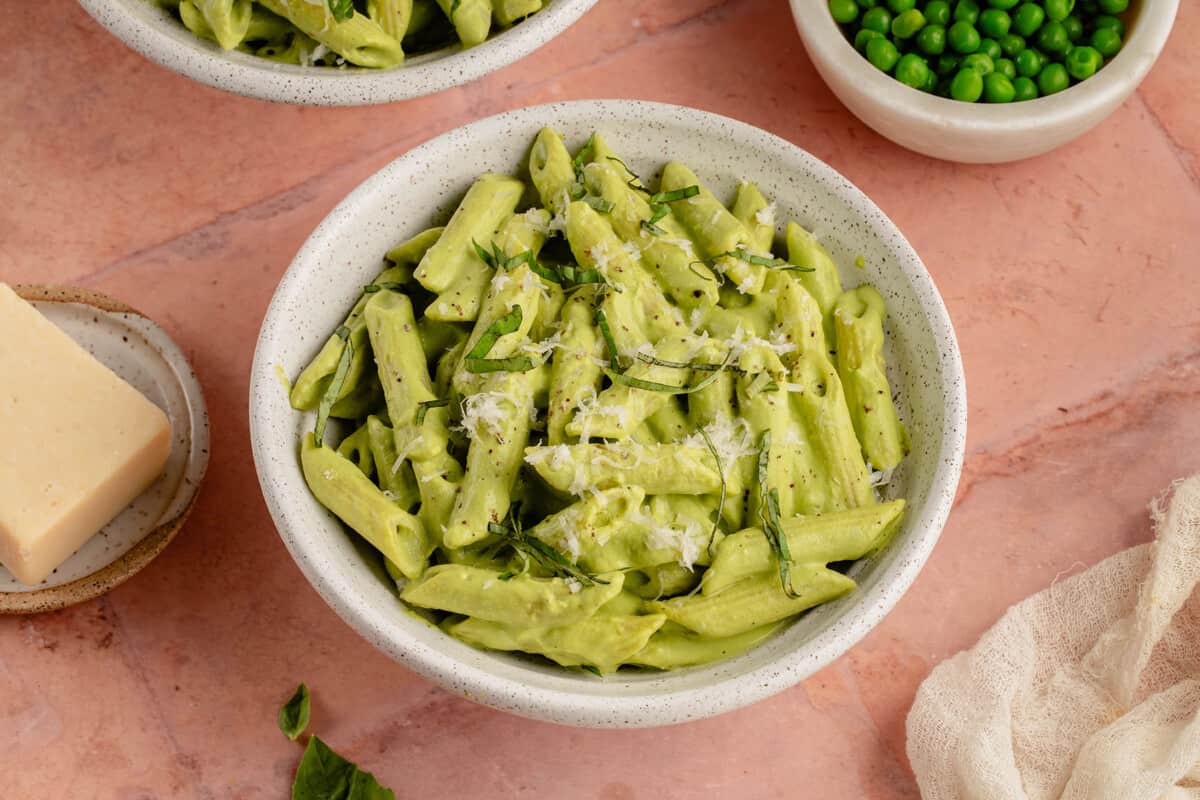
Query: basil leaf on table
[[278, 682, 311, 741], [292, 736, 396, 800]]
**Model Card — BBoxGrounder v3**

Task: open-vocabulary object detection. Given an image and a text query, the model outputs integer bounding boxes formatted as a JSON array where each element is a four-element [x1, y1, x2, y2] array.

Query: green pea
[[982, 71, 1016, 101], [887, 0, 917, 11], [861, 6, 893, 32], [1044, 0, 1073, 21], [987, 0, 1020, 8], [1065, 44, 1103, 78], [1091, 26, 1122, 57], [895, 52, 932, 86], [948, 20, 981, 52], [1098, 0, 1128, 12], [917, 24, 947, 54], [950, 66, 984, 100], [979, 37, 1002, 59], [1014, 47, 1041, 76], [994, 56, 1016, 78], [999, 32, 1025, 55], [924, 66, 939, 91], [1037, 21, 1070, 55], [1063, 14, 1083, 41], [1037, 62, 1070, 94], [924, 0, 952, 25], [953, 0, 981, 24], [855, 28, 886, 51], [1012, 75, 1039, 100], [1011, 2, 1044, 36], [829, 0, 861, 22], [892, 8, 927, 37], [978, 8, 1011, 36], [936, 53, 962, 74], [962, 52, 995, 73], [1093, 14, 1124, 37], [866, 35, 902, 71]]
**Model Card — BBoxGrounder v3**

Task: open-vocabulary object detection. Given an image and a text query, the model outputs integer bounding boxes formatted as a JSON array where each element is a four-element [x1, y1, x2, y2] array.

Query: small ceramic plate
[[0, 286, 209, 614]]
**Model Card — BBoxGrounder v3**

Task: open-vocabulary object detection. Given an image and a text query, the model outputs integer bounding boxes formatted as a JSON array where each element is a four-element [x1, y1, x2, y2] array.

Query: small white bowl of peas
[[790, 0, 1178, 162]]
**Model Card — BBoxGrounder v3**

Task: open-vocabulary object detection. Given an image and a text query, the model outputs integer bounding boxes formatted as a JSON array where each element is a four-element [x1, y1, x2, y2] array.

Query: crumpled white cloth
[[907, 474, 1200, 800]]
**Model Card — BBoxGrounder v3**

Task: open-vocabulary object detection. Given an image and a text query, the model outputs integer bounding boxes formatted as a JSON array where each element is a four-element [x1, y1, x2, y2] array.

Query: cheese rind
[[0, 284, 172, 585]]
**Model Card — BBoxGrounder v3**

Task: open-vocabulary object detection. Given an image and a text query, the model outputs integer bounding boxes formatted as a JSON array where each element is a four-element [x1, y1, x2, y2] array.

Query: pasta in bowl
[[251, 101, 966, 726], [76, 0, 597, 105]]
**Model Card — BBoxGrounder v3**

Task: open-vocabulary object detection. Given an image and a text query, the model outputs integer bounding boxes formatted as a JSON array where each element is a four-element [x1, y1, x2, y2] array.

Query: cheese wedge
[[0, 284, 171, 585]]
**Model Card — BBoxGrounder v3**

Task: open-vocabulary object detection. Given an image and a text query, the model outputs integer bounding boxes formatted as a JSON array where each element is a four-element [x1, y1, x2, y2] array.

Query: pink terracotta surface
[[3, 0, 1199, 796]]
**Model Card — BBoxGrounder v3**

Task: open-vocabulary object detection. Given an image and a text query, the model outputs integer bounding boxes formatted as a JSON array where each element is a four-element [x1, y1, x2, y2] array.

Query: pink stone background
[[3, 0, 1199, 797]]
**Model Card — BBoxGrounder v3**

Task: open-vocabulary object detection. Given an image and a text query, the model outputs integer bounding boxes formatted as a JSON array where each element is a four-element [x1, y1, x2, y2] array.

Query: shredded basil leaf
[[292, 735, 396, 800], [466, 306, 523, 360], [490, 513, 607, 585], [326, 0, 354, 22], [649, 186, 700, 204], [641, 220, 668, 237], [415, 399, 448, 425], [314, 331, 353, 444], [362, 282, 406, 294], [756, 431, 798, 598], [581, 665, 602, 677], [595, 308, 623, 370], [698, 427, 726, 558], [583, 195, 615, 214], [464, 356, 537, 374]]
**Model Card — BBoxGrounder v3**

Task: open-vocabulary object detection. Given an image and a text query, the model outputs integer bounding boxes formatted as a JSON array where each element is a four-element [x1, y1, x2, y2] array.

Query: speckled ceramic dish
[[790, 0, 1178, 163], [0, 286, 209, 615], [76, 0, 599, 106], [250, 100, 967, 727]]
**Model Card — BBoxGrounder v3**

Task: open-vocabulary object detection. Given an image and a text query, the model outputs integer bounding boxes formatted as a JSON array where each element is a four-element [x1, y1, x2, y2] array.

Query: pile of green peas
[[827, 0, 1133, 102]]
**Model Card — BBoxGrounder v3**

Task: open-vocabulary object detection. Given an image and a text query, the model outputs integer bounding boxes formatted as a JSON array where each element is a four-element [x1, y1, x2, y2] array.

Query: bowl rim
[[249, 99, 968, 727], [76, 0, 600, 106], [789, 0, 1179, 135]]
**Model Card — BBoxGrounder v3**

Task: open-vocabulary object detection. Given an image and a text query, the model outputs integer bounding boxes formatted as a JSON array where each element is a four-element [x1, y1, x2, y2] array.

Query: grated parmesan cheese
[[455, 392, 516, 441], [754, 202, 776, 227]]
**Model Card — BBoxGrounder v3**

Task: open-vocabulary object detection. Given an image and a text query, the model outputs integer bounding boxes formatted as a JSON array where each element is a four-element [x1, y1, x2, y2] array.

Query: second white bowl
[[78, 0, 598, 106], [250, 100, 967, 727], [790, 0, 1179, 163]]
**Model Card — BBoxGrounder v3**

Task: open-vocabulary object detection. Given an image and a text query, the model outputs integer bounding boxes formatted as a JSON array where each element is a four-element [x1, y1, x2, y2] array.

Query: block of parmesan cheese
[[0, 284, 172, 585]]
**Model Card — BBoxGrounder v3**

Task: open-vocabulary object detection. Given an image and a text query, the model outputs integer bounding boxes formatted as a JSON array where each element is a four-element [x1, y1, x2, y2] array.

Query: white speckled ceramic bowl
[[77, 0, 598, 106], [790, 0, 1178, 163], [250, 100, 966, 727]]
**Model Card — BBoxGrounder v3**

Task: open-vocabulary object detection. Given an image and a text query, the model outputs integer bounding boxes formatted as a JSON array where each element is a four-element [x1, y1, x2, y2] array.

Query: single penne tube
[[386, 225, 445, 266], [736, 347, 805, 519], [788, 354, 876, 511], [367, 0, 413, 40], [244, 4, 295, 42], [300, 434, 430, 579], [529, 128, 576, 213], [701, 499, 906, 595], [731, 181, 776, 254], [649, 566, 855, 638], [660, 162, 768, 295], [403, 0, 438, 39], [256, 0, 405, 67], [448, 612, 665, 674], [629, 562, 700, 600], [413, 173, 524, 294], [451, 263, 544, 397], [833, 286, 910, 470], [786, 221, 843, 346], [645, 399, 691, 443], [191, 0, 252, 49], [433, 0, 492, 47], [427, 207, 550, 322], [582, 160, 720, 309], [564, 201, 687, 339], [365, 416, 421, 511], [416, 316, 468, 363], [255, 32, 316, 64], [401, 564, 624, 627], [546, 288, 603, 444], [699, 292, 776, 340], [289, 265, 406, 411], [364, 291, 464, 534], [492, 0, 541, 26], [630, 620, 784, 670], [527, 488, 712, 573], [433, 337, 467, 400], [524, 441, 722, 496], [564, 335, 697, 440], [443, 374, 535, 548], [335, 419, 375, 476]]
